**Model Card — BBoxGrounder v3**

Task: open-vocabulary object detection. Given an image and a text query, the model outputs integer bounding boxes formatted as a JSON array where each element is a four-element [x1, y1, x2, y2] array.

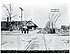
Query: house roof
[[26, 21, 38, 27]]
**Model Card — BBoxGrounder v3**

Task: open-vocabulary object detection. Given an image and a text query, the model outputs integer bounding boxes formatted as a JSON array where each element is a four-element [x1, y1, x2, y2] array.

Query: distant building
[[59, 25, 69, 36], [54, 25, 70, 36], [61, 25, 68, 30]]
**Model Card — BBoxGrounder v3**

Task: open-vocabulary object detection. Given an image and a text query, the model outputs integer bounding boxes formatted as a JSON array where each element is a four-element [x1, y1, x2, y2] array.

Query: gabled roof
[[26, 21, 38, 27]]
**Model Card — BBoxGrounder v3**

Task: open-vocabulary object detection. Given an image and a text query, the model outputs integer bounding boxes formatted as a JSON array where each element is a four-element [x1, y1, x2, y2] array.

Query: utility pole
[[19, 7, 24, 22], [19, 7, 24, 32]]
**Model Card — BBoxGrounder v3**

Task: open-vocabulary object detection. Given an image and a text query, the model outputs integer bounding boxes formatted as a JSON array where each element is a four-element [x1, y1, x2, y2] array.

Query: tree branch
[[2, 4, 10, 15], [11, 15, 17, 18], [54, 13, 62, 24]]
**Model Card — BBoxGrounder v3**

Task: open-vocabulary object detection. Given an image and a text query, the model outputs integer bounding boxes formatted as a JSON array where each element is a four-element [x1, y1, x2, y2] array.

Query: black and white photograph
[[0, 0, 70, 53]]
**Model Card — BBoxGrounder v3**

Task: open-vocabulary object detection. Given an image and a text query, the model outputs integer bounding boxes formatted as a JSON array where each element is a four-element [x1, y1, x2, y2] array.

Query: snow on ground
[[1, 30, 70, 50]]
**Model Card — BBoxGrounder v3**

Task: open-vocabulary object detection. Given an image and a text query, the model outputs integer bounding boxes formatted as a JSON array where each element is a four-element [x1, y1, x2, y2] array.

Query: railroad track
[[25, 37, 38, 50], [25, 34, 47, 50]]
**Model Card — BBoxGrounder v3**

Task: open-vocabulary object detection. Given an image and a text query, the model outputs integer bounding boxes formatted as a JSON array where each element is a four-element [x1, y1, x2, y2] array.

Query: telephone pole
[[19, 7, 24, 22], [19, 7, 24, 32]]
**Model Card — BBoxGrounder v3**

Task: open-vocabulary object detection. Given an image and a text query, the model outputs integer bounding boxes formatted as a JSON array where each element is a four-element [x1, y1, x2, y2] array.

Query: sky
[[1, 0, 70, 28]]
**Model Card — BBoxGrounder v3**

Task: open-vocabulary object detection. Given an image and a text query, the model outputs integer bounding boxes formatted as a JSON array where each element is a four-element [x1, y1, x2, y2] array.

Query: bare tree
[[48, 12, 62, 27], [2, 3, 17, 30], [53, 13, 62, 25], [3, 3, 17, 22], [45, 12, 62, 33]]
